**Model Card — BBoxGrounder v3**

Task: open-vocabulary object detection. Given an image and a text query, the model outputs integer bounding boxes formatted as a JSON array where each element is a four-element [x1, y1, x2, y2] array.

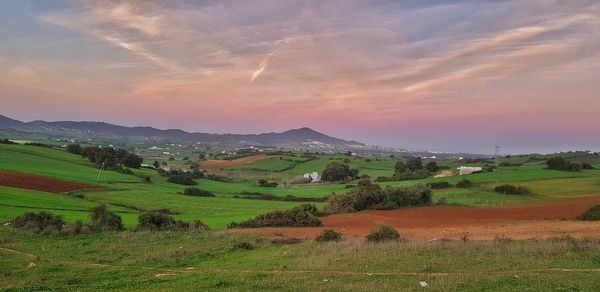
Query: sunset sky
[[1, 0, 599, 154]]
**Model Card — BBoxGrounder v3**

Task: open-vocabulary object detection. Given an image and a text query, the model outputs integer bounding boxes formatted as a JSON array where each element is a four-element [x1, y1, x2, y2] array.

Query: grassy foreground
[[1, 227, 600, 291]]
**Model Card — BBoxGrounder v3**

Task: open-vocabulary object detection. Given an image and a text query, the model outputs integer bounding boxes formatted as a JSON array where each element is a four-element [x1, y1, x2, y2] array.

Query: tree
[[153, 160, 160, 168], [66, 144, 82, 155], [322, 163, 353, 182], [425, 161, 438, 173], [121, 153, 143, 168], [394, 161, 406, 174], [406, 157, 423, 172]]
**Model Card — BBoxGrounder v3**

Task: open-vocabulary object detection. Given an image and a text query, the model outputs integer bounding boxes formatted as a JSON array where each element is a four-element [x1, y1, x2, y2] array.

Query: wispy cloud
[[250, 52, 275, 82]]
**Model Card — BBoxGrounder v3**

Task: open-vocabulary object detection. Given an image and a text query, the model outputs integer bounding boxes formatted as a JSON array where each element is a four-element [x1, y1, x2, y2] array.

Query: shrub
[[366, 225, 401, 242], [324, 181, 432, 214], [233, 242, 255, 250], [136, 211, 185, 231], [315, 229, 342, 242], [90, 205, 124, 232], [0, 139, 17, 144], [426, 181, 452, 189], [546, 157, 586, 172], [569, 161, 583, 172], [456, 179, 472, 188], [204, 174, 232, 182], [494, 184, 532, 195], [258, 179, 278, 187], [10, 212, 65, 233], [582, 162, 594, 170], [383, 184, 432, 208], [577, 205, 600, 221], [228, 204, 322, 228], [188, 220, 209, 231], [182, 188, 215, 197], [168, 175, 197, 185]]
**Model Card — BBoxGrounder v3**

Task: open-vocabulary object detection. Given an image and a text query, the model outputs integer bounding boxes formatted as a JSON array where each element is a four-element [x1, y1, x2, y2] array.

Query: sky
[[0, 0, 599, 154]]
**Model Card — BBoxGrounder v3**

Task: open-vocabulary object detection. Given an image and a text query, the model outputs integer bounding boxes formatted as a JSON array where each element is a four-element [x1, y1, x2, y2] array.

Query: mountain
[[0, 115, 365, 150], [0, 115, 25, 128]]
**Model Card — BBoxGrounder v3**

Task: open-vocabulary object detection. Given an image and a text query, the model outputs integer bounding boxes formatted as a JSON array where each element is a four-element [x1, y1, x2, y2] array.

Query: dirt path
[[199, 154, 271, 172], [244, 196, 600, 240], [0, 171, 100, 193]]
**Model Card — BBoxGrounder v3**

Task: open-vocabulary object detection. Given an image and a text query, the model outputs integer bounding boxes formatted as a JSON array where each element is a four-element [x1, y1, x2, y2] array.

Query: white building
[[303, 172, 321, 182], [457, 166, 483, 176]]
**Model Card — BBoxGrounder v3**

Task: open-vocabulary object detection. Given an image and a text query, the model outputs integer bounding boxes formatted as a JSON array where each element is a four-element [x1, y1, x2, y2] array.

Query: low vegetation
[[228, 204, 322, 228], [10, 211, 65, 234], [546, 156, 593, 171], [258, 179, 278, 187], [89, 205, 124, 232], [494, 184, 533, 195], [235, 192, 326, 202], [182, 187, 215, 197], [456, 178, 472, 188], [325, 180, 432, 214], [366, 224, 401, 242], [577, 205, 600, 221], [315, 229, 343, 242], [376, 157, 437, 182], [426, 181, 452, 189]]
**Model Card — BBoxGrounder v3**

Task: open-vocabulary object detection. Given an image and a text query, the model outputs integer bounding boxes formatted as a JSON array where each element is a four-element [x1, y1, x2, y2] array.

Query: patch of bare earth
[[0, 171, 100, 193], [242, 196, 600, 241], [199, 154, 271, 172]]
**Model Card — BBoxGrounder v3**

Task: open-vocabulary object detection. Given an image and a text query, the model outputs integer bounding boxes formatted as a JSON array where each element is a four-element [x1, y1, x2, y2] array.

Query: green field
[[1, 228, 599, 291], [2, 144, 600, 290], [2, 144, 600, 228]]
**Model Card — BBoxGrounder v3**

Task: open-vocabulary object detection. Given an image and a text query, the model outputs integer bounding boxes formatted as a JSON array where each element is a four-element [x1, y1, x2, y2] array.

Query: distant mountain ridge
[[0, 115, 364, 150]]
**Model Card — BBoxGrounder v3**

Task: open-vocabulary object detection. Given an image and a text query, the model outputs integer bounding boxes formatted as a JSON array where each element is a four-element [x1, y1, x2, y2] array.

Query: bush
[[10, 212, 65, 233], [494, 184, 532, 195], [577, 205, 600, 221], [228, 204, 322, 228], [546, 157, 585, 172], [324, 181, 432, 214], [188, 220, 209, 231], [582, 163, 594, 170], [569, 161, 583, 172], [182, 188, 215, 197], [426, 181, 452, 189], [90, 205, 123, 232], [168, 175, 197, 185], [0, 139, 17, 144], [136, 211, 186, 231], [258, 179, 278, 187], [366, 225, 401, 242], [233, 242, 255, 250], [456, 179, 472, 188], [315, 229, 342, 242]]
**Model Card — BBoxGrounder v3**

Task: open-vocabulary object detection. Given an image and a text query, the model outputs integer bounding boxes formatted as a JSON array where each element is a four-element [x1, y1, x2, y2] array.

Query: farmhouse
[[457, 166, 482, 176], [303, 172, 321, 182]]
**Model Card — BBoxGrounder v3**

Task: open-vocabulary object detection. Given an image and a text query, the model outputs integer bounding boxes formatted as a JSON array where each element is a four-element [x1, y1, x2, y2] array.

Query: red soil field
[[0, 171, 100, 194], [244, 196, 600, 241]]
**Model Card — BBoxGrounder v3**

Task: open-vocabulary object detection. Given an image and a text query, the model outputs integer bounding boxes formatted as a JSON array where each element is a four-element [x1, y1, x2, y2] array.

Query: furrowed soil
[[199, 154, 270, 171], [244, 196, 600, 240], [0, 171, 100, 193]]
